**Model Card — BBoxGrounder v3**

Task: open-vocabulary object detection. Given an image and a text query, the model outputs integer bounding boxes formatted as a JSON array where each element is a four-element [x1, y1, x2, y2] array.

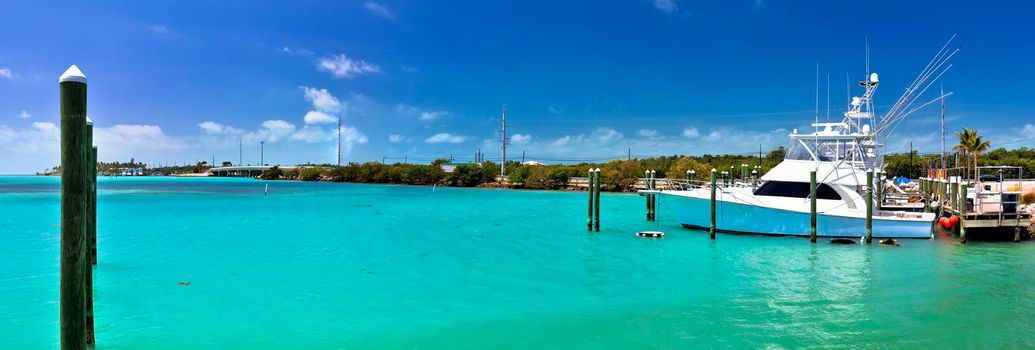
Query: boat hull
[[663, 191, 934, 239]]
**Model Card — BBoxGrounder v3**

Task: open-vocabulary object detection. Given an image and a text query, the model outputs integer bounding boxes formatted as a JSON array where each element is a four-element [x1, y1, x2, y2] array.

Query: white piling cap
[[710, 168, 716, 172], [59, 65, 87, 84], [86, 117, 93, 126]]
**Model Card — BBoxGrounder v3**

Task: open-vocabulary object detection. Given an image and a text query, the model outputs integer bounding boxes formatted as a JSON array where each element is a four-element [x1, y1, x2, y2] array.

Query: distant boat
[[653, 39, 958, 239]]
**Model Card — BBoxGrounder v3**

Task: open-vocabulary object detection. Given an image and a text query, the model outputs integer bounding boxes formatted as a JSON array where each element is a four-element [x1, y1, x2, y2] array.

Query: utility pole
[[758, 144, 762, 168], [909, 141, 914, 179], [336, 116, 341, 167], [940, 84, 947, 178], [521, 150, 525, 164], [497, 104, 508, 179], [627, 148, 631, 161], [260, 141, 264, 166]]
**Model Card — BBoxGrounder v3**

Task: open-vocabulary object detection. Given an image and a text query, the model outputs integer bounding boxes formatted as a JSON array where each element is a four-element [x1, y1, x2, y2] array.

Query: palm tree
[[970, 133, 992, 181], [953, 128, 975, 179]]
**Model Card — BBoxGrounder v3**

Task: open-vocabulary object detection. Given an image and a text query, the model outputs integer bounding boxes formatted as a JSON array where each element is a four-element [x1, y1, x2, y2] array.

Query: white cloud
[[0, 68, 11, 79], [198, 121, 244, 135], [552, 135, 572, 147], [637, 129, 658, 138], [592, 127, 623, 143], [419, 111, 446, 121], [703, 131, 723, 142], [290, 126, 335, 143], [303, 111, 337, 125], [281, 46, 314, 56], [388, 134, 406, 143], [364, 1, 396, 20], [511, 133, 532, 144], [682, 127, 700, 139], [95, 124, 188, 151], [548, 106, 561, 114], [301, 86, 343, 113], [653, 0, 678, 13], [149, 25, 169, 34], [17, 110, 31, 119], [317, 54, 380, 78], [425, 133, 468, 144], [243, 120, 297, 143], [1022, 124, 1035, 138], [340, 126, 369, 155]]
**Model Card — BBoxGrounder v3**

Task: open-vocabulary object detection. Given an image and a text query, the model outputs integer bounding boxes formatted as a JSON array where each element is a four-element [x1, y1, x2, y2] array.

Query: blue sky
[[1, 0, 1033, 173]]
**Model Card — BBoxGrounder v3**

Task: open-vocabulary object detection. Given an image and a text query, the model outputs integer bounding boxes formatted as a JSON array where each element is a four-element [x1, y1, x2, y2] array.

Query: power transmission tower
[[496, 104, 508, 179], [336, 116, 342, 167]]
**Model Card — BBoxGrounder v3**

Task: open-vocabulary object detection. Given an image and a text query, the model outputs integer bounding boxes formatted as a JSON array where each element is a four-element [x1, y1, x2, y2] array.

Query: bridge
[[209, 165, 297, 177]]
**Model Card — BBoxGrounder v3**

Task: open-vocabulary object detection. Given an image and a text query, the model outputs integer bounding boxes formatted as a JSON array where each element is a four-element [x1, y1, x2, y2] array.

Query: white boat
[[651, 39, 960, 239]]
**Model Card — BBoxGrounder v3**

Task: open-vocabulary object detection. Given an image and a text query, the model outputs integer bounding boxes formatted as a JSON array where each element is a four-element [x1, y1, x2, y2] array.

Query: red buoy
[[939, 217, 953, 229], [948, 214, 960, 228]]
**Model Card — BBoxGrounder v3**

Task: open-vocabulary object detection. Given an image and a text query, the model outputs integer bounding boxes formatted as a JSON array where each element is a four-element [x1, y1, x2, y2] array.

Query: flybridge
[[784, 35, 959, 171]]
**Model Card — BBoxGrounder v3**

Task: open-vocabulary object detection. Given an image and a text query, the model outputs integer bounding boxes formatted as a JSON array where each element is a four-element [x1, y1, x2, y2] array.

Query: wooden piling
[[596, 169, 602, 230], [959, 184, 967, 244], [60, 65, 89, 350], [1015, 226, 1022, 243], [810, 170, 817, 243], [710, 168, 717, 239], [865, 170, 873, 244], [85, 124, 95, 347], [741, 164, 748, 182], [587, 169, 594, 231]]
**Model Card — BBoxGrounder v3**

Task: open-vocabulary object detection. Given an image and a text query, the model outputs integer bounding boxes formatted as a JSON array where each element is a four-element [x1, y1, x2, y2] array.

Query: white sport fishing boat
[[653, 39, 959, 239]]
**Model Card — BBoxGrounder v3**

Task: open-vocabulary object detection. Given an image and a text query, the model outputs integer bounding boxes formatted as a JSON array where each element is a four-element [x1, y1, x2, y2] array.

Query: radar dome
[[869, 72, 879, 83]]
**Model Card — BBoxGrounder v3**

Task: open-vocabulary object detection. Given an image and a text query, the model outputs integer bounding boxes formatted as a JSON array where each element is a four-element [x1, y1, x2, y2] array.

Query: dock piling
[[810, 170, 817, 243], [84, 123, 95, 347], [587, 169, 594, 231], [595, 168, 602, 230], [59, 65, 89, 350], [960, 184, 968, 244], [710, 168, 717, 239], [865, 169, 873, 244]]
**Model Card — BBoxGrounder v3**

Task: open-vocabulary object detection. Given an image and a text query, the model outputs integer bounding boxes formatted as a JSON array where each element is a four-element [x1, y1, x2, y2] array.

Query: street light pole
[[260, 141, 264, 165]]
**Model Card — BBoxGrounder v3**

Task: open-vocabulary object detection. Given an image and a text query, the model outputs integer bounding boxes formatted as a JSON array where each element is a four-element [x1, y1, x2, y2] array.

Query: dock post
[[1015, 226, 1022, 243], [741, 164, 748, 182], [710, 168, 717, 239], [60, 65, 89, 350], [587, 169, 594, 231], [959, 184, 967, 244], [645, 170, 652, 221], [865, 169, 873, 244], [950, 178, 958, 212], [593, 168, 600, 232], [810, 170, 817, 243], [85, 123, 95, 347], [686, 169, 694, 184]]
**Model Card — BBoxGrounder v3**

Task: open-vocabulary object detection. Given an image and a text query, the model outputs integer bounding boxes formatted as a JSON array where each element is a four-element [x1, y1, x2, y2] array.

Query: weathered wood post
[[810, 170, 817, 243], [593, 168, 600, 232], [686, 169, 694, 184], [644, 170, 652, 221], [865, 169, 873, 244], [60, 65, 89, 350], [1015, 226, 1022, 243], [85, 122, 96, 347], [649, 170, 656, 221], [587, 169, 594, 231], [950, 178, 958, 211], [751, 169, 758, 188], [741, 164, 748, 182], [959, 183, 968, 244], [710, 168, 717, 239]]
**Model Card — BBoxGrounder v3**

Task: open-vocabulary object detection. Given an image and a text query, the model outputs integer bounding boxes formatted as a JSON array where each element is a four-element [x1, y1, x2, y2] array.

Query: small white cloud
[[511, 133, 532, 144], [0, 68, 12, 79], [290, 126, 335, 143], [592, 127, 623, 143], [425, 133, 468, 144], [1021, 124, 1035, 138], [244, 120, 297, 143], [281, 46, 314, 56], [703, 131, 722, 142], [419, 111, 446, 121], [364, 1, 396, 20], [637, 129, 658, 138], [96, 124, 188, 151], [17, 110, 31, 119], [198, 121, 244, 135], [548, 106, 561, 114], [317, 54, 380, 78], [653, 0, 678, 13], [552, 135, 572, 147], [388, 134, 406, 143], [149, 25, 169, 34], [303, 111, 337, 125], [300, 86, 343, 113], [682, 127, 700, 139]]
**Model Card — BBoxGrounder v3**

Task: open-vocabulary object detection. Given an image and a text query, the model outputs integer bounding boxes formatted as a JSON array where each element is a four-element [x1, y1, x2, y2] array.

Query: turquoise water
[[2, 176, 1034, 349]]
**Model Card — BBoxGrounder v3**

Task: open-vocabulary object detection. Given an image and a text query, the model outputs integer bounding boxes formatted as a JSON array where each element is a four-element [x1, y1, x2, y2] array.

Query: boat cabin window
[[754, 181, 842, 200]]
